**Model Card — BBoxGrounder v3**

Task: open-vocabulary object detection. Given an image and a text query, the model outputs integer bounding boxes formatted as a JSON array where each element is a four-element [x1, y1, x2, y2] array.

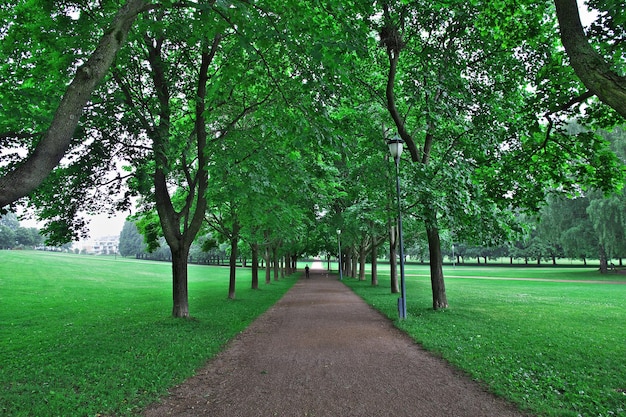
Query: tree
[[0, 212, 19, 230], [118, 221, 145, 257], [110, 7, 222, 317], [0, 212, 42, 248], [0, 225, 16, 249], [108, 1, 316, 314], [14, 227, 41, 247]]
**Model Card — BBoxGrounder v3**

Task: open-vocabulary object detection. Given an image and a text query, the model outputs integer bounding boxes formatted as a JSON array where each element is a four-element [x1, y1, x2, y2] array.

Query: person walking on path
[[304, 264, 310, 278], [143, 270, 527, 417]]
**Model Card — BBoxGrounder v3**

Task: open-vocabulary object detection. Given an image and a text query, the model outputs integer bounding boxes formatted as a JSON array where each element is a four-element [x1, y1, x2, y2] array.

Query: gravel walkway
[[142, 269, 529, 417]]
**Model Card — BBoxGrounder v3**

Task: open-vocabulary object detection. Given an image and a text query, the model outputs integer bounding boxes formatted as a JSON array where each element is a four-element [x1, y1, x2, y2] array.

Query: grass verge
[[0, 250, 297, 417], [343, 265, 626, 417]]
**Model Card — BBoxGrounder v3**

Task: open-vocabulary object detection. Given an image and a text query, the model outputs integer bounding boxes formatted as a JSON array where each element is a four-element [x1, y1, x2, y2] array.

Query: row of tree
[[1, 1, 626, 317], [0, 213, 43, 249]]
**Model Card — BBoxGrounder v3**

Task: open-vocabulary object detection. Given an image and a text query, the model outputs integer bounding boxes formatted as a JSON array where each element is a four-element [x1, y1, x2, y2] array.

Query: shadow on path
[[143, 270, 528, 417]]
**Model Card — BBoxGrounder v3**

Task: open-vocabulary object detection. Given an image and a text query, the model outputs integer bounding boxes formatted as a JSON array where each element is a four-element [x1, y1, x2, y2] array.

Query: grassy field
[[342, 263, 626, 417], [0, 250, 298, 417]]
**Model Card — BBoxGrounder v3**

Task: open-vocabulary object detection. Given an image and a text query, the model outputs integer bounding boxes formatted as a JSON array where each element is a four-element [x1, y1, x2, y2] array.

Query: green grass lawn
[[343, 264, 626, 417], [0, 250, 298, 417]]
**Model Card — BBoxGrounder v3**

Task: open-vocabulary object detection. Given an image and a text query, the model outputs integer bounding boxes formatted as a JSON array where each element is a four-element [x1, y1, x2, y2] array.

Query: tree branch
[[555, 0, 626, 119], [0, 0, 151, 208]]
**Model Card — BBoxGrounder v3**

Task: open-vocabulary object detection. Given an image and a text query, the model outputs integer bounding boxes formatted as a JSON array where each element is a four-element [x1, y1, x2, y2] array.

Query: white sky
[[18, 211, 127, 240], [86, 213, 127, 238]]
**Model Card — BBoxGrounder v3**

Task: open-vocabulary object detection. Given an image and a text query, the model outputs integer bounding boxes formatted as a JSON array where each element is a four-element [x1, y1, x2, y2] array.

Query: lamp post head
[[387, 136, 404, 161], [337, 229, 341, 235]]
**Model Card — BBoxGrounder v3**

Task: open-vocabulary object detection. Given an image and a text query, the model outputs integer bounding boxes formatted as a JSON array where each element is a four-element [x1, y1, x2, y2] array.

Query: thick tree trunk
[[599, 245, 608, 273], [426, 226, 448, 310], [251, 243, 259, 290], [171, 245, 190, 318]]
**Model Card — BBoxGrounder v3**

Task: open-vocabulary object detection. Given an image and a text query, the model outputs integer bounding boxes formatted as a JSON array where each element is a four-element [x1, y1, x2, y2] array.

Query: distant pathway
[[143, 270, 528, 417]]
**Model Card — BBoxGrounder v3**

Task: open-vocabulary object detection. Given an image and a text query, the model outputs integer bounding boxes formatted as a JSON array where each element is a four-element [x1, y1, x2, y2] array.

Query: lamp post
[[388, 137, 407, 319], [452, 243, 456, 269], [337, 229, 343, 281]]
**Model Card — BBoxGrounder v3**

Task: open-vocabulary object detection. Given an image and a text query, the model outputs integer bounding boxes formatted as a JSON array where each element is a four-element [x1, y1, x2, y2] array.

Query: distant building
[[74, 235, 120, 255]]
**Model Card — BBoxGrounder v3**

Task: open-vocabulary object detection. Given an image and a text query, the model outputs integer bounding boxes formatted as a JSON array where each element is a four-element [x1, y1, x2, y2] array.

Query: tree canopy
[[1, 0, 625, 316]]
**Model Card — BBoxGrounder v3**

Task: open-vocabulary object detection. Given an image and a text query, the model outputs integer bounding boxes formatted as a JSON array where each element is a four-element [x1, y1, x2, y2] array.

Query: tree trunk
[[371, 236, 378, 287], [426, 226, 448, 310], [251, 243, 259, 290], [273, 247, 279, 281], [280, 255, 285, 279], [599, 245, 608, 273], [264, 244, 271, 284], [359, 243, 366, 281], [389, 223, 399, 293], [171, 244, 190, 318], [228, 222, 240, 299]]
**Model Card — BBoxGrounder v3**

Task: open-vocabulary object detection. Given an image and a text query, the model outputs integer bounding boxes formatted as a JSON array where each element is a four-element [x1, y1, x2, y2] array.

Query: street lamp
[[337, 229, 343, 281], [388, 136, 407, 319], [452, 242, 456, 269]]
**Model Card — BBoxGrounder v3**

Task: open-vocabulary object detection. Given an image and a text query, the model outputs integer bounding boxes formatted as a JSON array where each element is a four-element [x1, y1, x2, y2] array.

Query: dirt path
[[142, 269, 529, 417]]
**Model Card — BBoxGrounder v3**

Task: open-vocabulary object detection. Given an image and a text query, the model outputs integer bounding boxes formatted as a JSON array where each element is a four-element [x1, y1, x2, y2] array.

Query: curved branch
[[385, 48, 420, 162], [0, 0, 151, 208], [555, 0, 626, 119]]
